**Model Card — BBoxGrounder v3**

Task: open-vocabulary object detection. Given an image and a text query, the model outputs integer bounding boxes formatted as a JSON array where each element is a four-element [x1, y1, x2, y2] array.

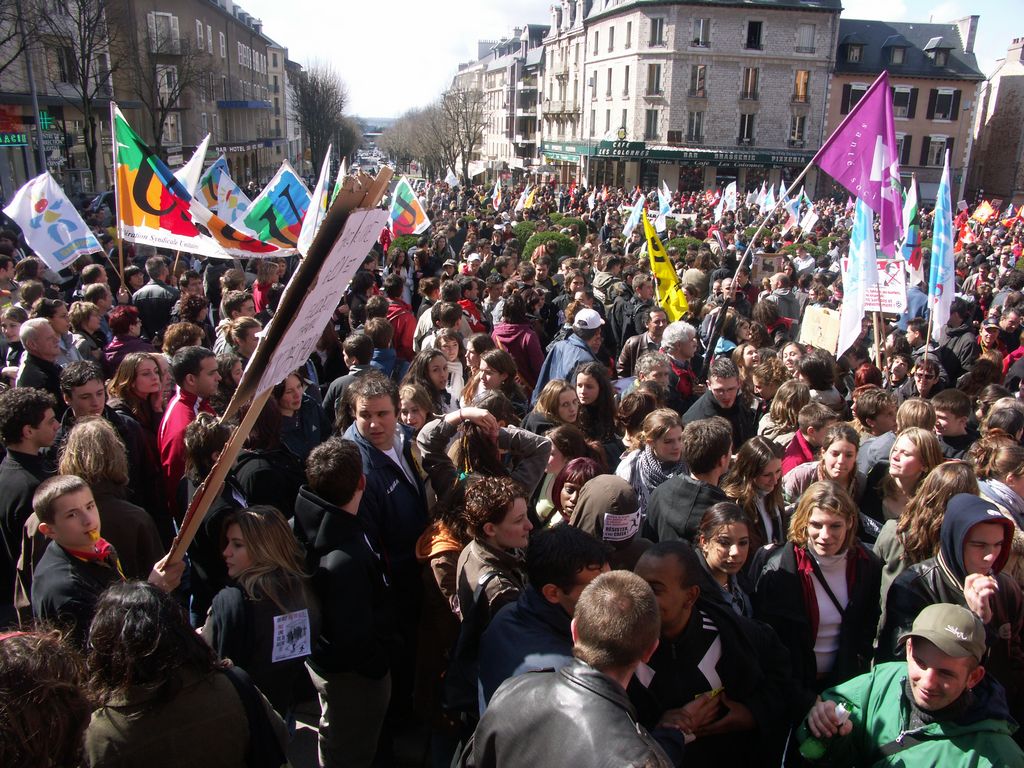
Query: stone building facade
[[969, 36, 1024, 207]]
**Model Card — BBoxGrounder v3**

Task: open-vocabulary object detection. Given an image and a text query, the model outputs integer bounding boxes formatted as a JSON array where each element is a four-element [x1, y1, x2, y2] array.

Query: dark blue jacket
[[478, 586, 575, 708], [531, 334, 598, 404], [342, 422, 428, 578], [280, 395, 330, 461]]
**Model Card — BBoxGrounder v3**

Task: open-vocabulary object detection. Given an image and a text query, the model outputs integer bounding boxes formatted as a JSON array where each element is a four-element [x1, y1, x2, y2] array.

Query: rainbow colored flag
[[198, 156, 251, 227], [388, 176, 430, 235], [112, 104, 280, 258], [242, 161, 310, 250]]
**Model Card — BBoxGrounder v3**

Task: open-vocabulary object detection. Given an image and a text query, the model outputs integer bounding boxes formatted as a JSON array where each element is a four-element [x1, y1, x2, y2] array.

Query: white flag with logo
[[3, 172, 102, 271]]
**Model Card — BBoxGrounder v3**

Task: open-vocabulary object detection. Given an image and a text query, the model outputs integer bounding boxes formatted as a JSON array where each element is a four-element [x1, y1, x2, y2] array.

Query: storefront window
[[678, 166, 703, 193]]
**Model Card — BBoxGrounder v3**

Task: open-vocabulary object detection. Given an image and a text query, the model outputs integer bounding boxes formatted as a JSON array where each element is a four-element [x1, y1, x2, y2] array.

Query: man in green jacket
[[801, 603, 1024, 767]]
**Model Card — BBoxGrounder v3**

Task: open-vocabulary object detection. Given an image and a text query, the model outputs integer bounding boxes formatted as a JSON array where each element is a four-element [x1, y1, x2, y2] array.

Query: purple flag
[[813, 71, 904, 255]]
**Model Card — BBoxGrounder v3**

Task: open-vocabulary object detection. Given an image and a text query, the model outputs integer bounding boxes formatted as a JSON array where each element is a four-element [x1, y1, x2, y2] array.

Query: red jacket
[[458, 299, 488, 334], [386, 299, 416, 362], [158, 389, 216, 512], [782, 430, 816, 476]]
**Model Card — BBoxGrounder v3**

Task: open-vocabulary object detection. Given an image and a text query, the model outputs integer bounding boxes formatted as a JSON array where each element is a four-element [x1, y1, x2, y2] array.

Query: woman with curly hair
[[84, 582, 287, 766], [209, 352, 243, 415], [202, 505, 319, 717], [176, 292, 214, 347], [161, 321, 206, 358], [0, 630, 90, 768], [720, 435, 786, 550], [454, 476, 532, 622], [872, 461, 979, 618]]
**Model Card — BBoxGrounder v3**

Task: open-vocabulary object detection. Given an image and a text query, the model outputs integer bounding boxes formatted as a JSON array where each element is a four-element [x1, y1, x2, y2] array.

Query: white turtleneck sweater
[[810, 550, 849, 677]]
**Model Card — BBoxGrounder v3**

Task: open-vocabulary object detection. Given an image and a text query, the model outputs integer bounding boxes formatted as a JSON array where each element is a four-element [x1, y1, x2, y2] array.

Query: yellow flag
[[643, 210, 688, 321], [523, 187, 537, 209]]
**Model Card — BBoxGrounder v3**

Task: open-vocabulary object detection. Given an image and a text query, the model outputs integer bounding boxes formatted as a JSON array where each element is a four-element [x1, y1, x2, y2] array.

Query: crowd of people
[[1, 177, 1024, 767]]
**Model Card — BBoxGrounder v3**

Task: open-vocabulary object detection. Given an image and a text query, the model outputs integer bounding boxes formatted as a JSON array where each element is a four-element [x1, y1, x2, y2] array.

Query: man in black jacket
[[0, 387, 59, 627], [463, 570, 677, 768], [682, 357, 755, 447], [293, 437, 396, 768], [15, 318, 64, 415], [939, 297, 980, 383], [631, 542, 795, 767]]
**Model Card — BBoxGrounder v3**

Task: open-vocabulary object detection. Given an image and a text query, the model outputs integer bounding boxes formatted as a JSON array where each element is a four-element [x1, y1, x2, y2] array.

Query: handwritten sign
[[799, 306, 841, 355], [841, 258, 908, 313], [251, 207, 388, 396]]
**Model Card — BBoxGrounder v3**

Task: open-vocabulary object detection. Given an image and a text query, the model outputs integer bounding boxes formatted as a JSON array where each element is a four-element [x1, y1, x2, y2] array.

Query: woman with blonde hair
[[218, 316, 262, 363], [757, 378, 810, 448], [752, 481, 882, 713], [203, 505, 319, 717], [860, 427, 943, 538], [721, 435, 786, 550], [617, 409, 685, 517], [873, 461, 979, 616], [783, 423, 865, 504], [522, 379, 579, 435], [55, 417, 165, 576]]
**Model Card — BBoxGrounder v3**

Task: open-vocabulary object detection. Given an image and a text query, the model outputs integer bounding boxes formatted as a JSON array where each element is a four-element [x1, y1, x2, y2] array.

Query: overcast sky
[[240, 0, 1018, 118]]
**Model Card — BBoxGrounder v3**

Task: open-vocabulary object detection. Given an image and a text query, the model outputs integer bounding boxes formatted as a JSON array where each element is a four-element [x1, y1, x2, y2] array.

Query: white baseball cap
[[573, 308, 605, 330]]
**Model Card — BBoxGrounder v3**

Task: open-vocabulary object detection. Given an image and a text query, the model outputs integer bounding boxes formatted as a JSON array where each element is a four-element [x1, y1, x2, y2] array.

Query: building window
[[147, 12, 180, 54], [162, 113, 180, 146], [741, 67, 759, 100], [650, 18, 665, 46], [219, 32, 226, 58], [593, 31, 599, 55], [927, 136, 948, 166], [644, 108, 659, 140], [745, 21, 763, 50], [793, 70, 809, 102], [622, 108, 628, 129], [156, 64, 177, 101], [895, 133, 909, 164], [625, 21, 631, 48], [739, 113, 755, 143], [934, 50, 948, 66], [796, 23, 815, 53], [200, 112, 207, 132], [846, 44, 863, 63], [606, 67, 613, 97], [590, 109, 596, 137], [55, 47, 77, 83], [930, 89, 957, 120], [608, 26, 614, 51], [890, 47, 905, 65], [195, 19, 203, 47], [692, 17, 710, 47], [623, 65, 630, 96], [841, 83, 868, 114], [892, 87, 915, 118], [689, 64, 706, 97], [790, 115, 806, 142], [646, 63, 662, 95], [687, 111, 704, 142], [212, 113, 219, 140], [272, 52, 278, 67]]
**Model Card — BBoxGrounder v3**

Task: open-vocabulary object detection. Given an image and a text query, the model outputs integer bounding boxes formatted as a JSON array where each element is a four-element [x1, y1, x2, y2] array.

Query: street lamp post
[[15, 0, 48, 174]]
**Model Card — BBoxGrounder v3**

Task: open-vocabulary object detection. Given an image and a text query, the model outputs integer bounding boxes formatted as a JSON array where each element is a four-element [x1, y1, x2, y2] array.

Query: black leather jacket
[[463, 660, 676, 768]]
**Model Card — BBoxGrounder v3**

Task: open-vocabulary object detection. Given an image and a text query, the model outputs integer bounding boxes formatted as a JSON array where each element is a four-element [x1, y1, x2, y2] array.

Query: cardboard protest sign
[[799, 306, 841, 355], [841, 258, 908, 313]]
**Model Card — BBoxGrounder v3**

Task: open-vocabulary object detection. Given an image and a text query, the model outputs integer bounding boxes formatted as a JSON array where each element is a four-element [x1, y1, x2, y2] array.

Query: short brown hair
[[305, 437, 364, 507], [680, 417, 732, 474], [33, 475, 89, 525], [363, 317, 394, 348], [461, 476, 526, 540], [931, 389, 971, 420], [797, 402, 838, 433], [573, 570, 660, 671], [896, 398, 937, 432]]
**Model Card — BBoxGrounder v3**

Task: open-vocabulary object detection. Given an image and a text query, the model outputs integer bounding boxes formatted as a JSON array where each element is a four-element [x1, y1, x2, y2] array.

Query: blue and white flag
[[838, 198, 879, 357], [928, 152, 955, 343], [723, 181, 738, 213], [623, 193, 645, 237], [764, 183, 776, 211], [656, 183, 672, 232], [3, 172, 102, 271]]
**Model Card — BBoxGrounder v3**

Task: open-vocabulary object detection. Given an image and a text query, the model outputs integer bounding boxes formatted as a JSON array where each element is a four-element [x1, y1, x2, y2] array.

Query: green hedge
[[743, 226, 759, 241], [523, 231, 578, 262], [558, 216, 588, 240], [665, 236, 705, 253], [387, 235, 418, 258], [513, 220, 539, 244]]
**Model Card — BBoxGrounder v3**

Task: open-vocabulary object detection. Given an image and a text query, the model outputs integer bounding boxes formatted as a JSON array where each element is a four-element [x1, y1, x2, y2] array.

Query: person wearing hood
[[292, 437, 397, 768], [490, 293, 544, 391], [644, 417, 732, 545], [878, 494, 1024, 717], [682, 358, 756, 449], [569, 474, 651, 571]]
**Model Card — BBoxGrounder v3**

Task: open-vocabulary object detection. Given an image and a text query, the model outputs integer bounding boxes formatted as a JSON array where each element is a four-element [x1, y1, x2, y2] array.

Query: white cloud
[[239, 0, 551, 117]]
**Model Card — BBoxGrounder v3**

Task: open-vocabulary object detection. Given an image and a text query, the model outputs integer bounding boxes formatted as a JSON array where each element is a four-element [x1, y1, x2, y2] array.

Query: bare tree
[[439, 87, 485, 185], [289, 60, 347, 169], [0, 0, 40, 80], [129, 24, 217, 160], [34, 0, 125, 187], [335, 116, 362, 164]]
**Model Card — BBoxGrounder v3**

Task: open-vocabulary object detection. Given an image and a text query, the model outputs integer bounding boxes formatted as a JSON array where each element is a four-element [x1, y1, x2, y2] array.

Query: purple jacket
[[104, 335, 157, 378], [492, 322, 544, 390]]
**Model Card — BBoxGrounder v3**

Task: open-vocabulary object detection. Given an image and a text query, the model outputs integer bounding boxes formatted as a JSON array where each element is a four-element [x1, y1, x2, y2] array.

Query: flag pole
[[108, 101, 126, 285], [702, 163, 815, 378], [872, 310, 884, 370]]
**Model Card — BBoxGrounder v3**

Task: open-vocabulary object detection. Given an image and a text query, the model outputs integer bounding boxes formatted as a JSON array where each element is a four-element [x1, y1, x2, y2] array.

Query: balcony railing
[[740, 90, 758, 101], [688, 88, 706, 98], [737, 136, 754, 145], [795, 45, 815, 54], [792, 93, 809, 104]]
